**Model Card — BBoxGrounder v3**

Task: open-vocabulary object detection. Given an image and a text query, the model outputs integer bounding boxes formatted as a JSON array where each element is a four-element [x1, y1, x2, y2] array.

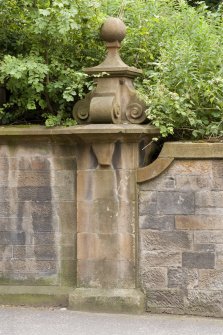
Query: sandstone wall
[[0, 135, 76, 287], [139, 150, 223, 317]]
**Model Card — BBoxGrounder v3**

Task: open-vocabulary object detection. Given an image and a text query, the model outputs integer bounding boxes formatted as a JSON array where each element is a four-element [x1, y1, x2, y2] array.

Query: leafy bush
[[121, 0, 223, 139], [1, 0, 223, 139], [0, 0, 105, 125]]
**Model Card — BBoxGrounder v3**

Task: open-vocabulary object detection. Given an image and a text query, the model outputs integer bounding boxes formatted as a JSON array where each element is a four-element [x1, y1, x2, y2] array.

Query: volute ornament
[[73, 17, 148, 124]]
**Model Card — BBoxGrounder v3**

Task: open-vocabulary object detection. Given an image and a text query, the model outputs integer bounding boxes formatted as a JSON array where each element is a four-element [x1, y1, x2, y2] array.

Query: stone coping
[[160, 141, 223, 159], [137, 141, 223, 183], [0, 124, 158, 136]]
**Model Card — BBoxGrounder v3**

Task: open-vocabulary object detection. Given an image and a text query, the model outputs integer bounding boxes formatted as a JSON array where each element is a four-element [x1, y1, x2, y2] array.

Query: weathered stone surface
[[3, 259, 57, 274], [140, 230, 192, 251], [215, 244, 223, 267], [13, 245, 57, 261], [17, 157, 51, 171], [0, 232, 26, 245], [31, 214, 55, 232], [115, 170, 136, 202], [51, 157, 76, 171], [112, 141, 138, 170], [140, 267, 167, 290], [139, 175, 175, 191], [56, 202, 76, 234], [139, 191, 157, 215], [69, 288, 145, 314], [146, 289, 184, 309], [212, 160, 223, 178], [77, 200, 135, 234], [0, 285, 70, 307], [0, 202, 29, 218], [211, 177, 223, 190], [182, 252, 215, 269], [51, 186, 75, 201], [195, 208, 223, 215], [196, 191, 223, 208], [139, 202, 157, 216], [0, 218, 30, 231], [139, 191, 157, 203], [77, 169, 136, 202], [0, 187, 10, 202], [30, 202, 53, 217], [60, 259, 76, 286], [194, 244, 215, 252], [77, 260, 135, 289], [77, 233, 134, 261], [0, 246, 12, 260], [167, 160, 212, 175], [11, 171, 51, 187], [17, 187, 52, 201], [140, 251, 181, 267], [194, 231, 223, 244], [168, 267, 198, 289], [157, 192, 195, 215], [32, 232, 59, 245], [0, 172, 13, 187], [60, 245, 76, 261], [185, 290, 223, 317], [176, 215, 223, 230], [77, 170, 116, 202], [53, 171, 75, 187], [175, 175, 211, 190], [139, 215, 175, 230], [199, 269, 223, 290]]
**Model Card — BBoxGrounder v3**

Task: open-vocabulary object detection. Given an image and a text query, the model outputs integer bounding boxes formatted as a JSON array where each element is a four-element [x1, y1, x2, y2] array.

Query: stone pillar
[[69, 126, 158, 313], [69, 18, 159, 313]]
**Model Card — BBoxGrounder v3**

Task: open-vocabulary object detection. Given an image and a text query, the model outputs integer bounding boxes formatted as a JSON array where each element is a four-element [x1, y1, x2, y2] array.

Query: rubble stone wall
[[139, 149, 223, 317]]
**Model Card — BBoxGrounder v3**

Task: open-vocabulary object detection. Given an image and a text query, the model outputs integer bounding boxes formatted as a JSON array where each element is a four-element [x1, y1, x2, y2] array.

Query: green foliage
[[0, 0, 105, 126], [1, 0, 223, 138], [120, 0, 223, 139]]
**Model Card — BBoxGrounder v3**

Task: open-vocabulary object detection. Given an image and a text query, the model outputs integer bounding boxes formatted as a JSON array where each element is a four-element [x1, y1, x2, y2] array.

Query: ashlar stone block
[[140, 267, 167, 290], [140, 230, 192, 252], [139, 215, 175, 230], [199, 269, 223, 290], [168, 267, 198, 289], [196, 191, 223, 208], [157, 191, 195, 215], [176, 215, 223, 230], [146, 289, 184, 309], [182, 252, 215, 269], [77, 233, 134, 261], [140, 250, 182, 267]]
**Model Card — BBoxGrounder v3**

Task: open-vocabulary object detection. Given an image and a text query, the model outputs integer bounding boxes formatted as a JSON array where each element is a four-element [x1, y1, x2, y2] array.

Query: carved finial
[[73, 17, 148, 124], [100, 17, 126, 43]]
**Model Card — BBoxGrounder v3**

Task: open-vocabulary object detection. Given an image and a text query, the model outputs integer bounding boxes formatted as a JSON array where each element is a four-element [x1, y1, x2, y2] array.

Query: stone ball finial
[[100, 17, 126, 43]]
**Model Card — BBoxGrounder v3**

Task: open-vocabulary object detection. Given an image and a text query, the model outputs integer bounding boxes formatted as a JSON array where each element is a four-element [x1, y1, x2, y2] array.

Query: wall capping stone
[[160, 142, 223, 159], [137, 142, 223, 183], [0, 124, 158, 136]]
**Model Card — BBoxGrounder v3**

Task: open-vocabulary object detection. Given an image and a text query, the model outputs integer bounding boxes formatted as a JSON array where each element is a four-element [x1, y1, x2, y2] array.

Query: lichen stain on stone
[[177, 195, 185, 205]]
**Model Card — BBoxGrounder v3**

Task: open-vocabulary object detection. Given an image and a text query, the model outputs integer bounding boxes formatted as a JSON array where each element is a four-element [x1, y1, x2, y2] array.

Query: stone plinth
[[68, 124, 159, 313]]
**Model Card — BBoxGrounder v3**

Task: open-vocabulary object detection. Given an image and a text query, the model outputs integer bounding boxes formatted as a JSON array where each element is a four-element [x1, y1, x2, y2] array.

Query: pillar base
[[69, 288, 145, 314]]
